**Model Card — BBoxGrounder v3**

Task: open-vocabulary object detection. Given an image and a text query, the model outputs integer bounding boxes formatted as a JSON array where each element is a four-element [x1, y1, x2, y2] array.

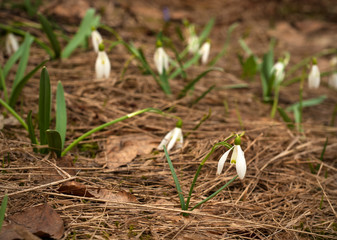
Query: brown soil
[[0, 0, 336, 239]]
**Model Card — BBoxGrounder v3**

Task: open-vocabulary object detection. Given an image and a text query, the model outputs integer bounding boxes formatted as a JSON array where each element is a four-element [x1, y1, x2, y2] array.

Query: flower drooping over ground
[[154, 41, 169, 75], [5, 33, 19, 56], [157, 121, 183, 152], [308, 59, 320, 89], [91, 29, 103, 53], [95, 43, 110, 79]]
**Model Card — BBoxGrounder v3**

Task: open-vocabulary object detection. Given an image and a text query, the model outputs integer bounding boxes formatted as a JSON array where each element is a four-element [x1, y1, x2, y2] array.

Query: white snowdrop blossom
[[217, 143, 247, 180], [308, 64, 320, 89], [329, 73, 337, 90], [199, 41, 211, 65], [91, 30, 103, 53], [95, 51, 110, 79], [157, 127, 183, 152], [154, 47, 169, 75], [272, 62, 285, 83], [6, 33, 19, 56], [187, 35, 200, 54]]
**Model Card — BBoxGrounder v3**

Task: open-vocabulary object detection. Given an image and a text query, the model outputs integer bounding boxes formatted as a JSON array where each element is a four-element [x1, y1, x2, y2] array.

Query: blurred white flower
[[6, 33, 19, 56], [217, 144, 246, 180], [154, 47, 169, 75], [91, 30, 103, 53], [187, 35, 199, 54], [308, 64, 320, 89], [157, 127, 183, 152], [199, 41, 211, 65], [329, 73, 337, 90], [95, 50, 110, 79], [272, 62, 285, 83]]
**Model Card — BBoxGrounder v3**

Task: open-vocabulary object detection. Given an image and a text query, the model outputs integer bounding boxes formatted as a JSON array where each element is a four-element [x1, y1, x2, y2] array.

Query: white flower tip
[[308, 65, 320, 89]]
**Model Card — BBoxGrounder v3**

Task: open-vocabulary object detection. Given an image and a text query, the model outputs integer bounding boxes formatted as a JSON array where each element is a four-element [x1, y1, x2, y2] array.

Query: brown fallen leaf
[[58, 181, 95, 197], [8, 204, 64, 239], [88, 189, 138, 203], [0, 223, 41, 240], [95, 134, 157, 170]]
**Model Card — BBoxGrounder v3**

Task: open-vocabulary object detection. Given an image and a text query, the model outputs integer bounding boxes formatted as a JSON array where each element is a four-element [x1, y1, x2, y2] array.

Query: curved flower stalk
[[157, 121, 183, 152], [199, 40, 211, 65], [154, 44, 169, 75], [308, 59, 320, 89], [95, 43, 110, 79], [217, 135, 247, 179], [5, 33, 19, 56], [91, 29, 103, 53]]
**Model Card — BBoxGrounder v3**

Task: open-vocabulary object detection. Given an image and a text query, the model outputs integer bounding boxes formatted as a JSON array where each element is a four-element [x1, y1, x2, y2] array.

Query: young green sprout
[[328, 57, 337, 90], [95, 43, 110, 79], [199, 40, 211, 65], [154, 40, 170, 75], [157, 120, 183, 152], [308, 58, 320, 89], [5, 33, 19, 56], [91, 27, 103, 53], [217, 134, 247, 179]]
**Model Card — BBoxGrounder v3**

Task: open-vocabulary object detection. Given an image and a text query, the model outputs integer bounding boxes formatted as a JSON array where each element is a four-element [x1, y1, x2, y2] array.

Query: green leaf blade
[[55, 81, 67, 149], [46, 129, 62, 157], [38, 14, 61, 59]]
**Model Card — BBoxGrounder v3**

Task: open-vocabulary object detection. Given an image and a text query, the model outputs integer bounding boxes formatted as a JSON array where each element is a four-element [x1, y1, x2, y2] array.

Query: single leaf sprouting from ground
[[2, 204, 64, 239], [95, 134, 157, 170], [55, 81, 67, 150], [88, 189, 138, 203]]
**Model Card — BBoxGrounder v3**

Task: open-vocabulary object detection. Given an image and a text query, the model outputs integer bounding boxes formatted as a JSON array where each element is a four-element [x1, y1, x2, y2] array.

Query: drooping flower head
[[217, 134, 247, 180], [308, 58, 320, 89], [199, 40, 211, 65], [328, 57, 337, 90], [157, 120, 183, 152], [6, 33, 19, 56], [272, 61, 285, 84], [91, 28, 103, 53], [95, 43, 110, 79], [154, 40, 170, 75]]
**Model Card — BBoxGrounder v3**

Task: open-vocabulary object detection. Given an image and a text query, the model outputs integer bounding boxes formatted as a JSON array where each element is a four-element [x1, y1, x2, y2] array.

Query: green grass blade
[[260, 49, 274, 101], [55, 81, 67, 149], [277, 107, 294, 130], [3, 40, 25, 80], [169, 53, 201, 80], [163, 146, 186, 210], [12, 33, 34, 91], [199, 18, 215, 44], [46, 129, 62, 157], [0, 67, 8, 102], [9, 59, 48, 107], [189, 85, 215, 107], [62, 8, 100, 58], [38, 67, 51, 149], [0, 99, 28, 131], [38, 14, 61, 59], [286, 95, 327, 112], [26, 110, 38, 153], [209, 22, 238, 66], [0, 194, 8, 231], [178, 67, 222, 99]]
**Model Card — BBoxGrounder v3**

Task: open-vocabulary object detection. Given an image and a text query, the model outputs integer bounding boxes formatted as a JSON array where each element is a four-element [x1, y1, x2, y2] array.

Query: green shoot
[[0, 194, 8, 231]]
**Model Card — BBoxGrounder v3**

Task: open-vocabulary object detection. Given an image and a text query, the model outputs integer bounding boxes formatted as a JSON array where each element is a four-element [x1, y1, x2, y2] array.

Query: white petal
[[199, 42, 210, 64], [167, 127, 181, 151], [6, 33, 19, 56], [217, 147, 233, 175], [154, 47, 169, 75], [230, 145, 239, 165], [308, 65, 320, 89], [95, 51, 110, 79], [91, 30, 103, 53], [174, 128, 184, 149], [328, 73, 337, 90], [235, 145, 247, 179], [157, 129, 174, 150], [188, 35, 199, 54], [272, 62, 285, 83]]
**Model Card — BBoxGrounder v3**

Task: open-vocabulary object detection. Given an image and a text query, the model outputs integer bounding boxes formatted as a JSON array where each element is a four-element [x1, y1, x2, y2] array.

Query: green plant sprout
[[0, 33, 47, 107], [163, 133, 246, 214], [0, 194, 7, 232], [0, 67, 181, 157]]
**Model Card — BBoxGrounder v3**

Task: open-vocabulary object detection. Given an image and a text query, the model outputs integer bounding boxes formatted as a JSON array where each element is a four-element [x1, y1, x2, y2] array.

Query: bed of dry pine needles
[[1, 0, 337, 239]]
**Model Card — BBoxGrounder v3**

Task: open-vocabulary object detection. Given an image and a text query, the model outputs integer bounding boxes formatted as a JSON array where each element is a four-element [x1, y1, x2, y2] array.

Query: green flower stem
[[185, 135, 234, 209], [0, 68, 7, 102], [61, 108, 162, 157], [190, 175, 238, 211], [270, 85, 280, 118], [0, 99, 28, 131]]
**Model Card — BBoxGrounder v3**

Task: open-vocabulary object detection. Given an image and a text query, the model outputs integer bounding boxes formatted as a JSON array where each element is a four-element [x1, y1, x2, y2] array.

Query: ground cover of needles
[[1, 0, 337, 239]]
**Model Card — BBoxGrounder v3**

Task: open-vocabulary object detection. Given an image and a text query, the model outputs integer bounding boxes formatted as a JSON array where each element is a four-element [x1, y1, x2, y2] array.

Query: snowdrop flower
[[271, 61, 285, 83], [199, 40, 211, 65], [308, 59, 320, 89], [188, 35, 200, 54], [154, 42, 169, 75], [95, 43, 110, 79], [329, 74, 337, 89], [91, 29, 103, 53], [217, 135, 247, 180], [157, 122, 183, 152], [5, 33, 19, 56]]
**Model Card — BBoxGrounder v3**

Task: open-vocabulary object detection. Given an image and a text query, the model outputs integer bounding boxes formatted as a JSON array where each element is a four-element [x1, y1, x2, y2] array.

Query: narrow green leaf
[[62, 8, 100, 58], [38, 67, 51, 149], [260, 48, 274, 101], [178, 67, 223, 99], [12, 33, 34, 91], [0, 98, 28, 131], [0, 194, 8, 231], [163, 146, 186, 210], [9, 59, 48, 107], [277, 107, 294, 129], [3, 40, 25, 79], [38, 14, 61, 59], [56, 81, 67, 149], [26, 110, 38, 153], [190, 85, 215, 107], [46, 129, 62, 157], [199, 18, 215, 44], [0, 67, 8, 102], [242, 55, 258, 79], [286, 95, 327, 112], [169, 53, 201, 80]]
